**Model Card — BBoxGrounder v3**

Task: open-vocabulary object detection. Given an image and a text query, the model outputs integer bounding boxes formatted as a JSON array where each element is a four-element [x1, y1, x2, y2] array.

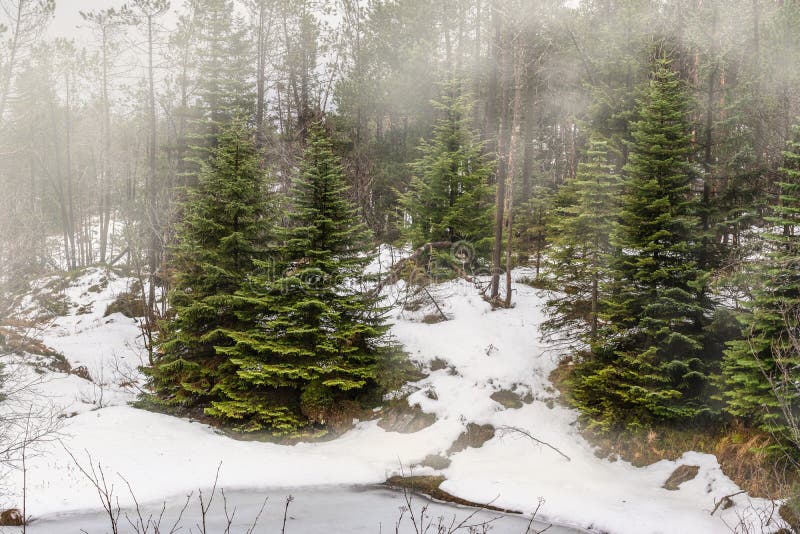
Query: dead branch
[[710, 490, 746, 516], [499, 425, 571, 462]]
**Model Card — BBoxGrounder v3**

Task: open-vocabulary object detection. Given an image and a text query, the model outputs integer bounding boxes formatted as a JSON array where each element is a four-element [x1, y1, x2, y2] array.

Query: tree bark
[[503, 37, 524, 308]]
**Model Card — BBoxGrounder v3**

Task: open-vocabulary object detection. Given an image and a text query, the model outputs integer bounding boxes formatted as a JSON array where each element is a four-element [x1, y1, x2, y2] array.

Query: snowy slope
[[0, 261, 784, 534]]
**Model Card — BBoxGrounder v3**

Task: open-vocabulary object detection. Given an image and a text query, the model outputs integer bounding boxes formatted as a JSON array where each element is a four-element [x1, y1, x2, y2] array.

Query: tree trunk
[[146, 12, 159, 317], [99, 27, 112, 264], [0, 0, 23, 123], [255, 1, 269, 148], [489, 15, 510, 302], [503, 39, 525, 308]]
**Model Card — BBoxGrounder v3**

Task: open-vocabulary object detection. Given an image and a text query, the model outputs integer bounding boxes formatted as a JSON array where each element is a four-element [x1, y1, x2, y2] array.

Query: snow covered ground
[[0, 256, 785, 533]]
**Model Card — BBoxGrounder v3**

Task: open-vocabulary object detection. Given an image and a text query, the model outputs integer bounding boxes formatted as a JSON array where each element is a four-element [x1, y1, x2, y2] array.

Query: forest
[[1, 0, 800, 532]]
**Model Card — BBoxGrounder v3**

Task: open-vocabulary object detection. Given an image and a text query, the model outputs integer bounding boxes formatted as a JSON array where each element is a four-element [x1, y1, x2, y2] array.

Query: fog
[[1, 2, 800, 529]]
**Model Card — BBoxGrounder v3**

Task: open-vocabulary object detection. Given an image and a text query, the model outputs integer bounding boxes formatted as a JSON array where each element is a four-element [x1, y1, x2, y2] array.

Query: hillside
[[0, 257, 782, 533]]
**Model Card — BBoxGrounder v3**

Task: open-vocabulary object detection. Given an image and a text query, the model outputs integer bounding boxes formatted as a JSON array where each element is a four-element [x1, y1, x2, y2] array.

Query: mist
[[2, 1, 800, 531]]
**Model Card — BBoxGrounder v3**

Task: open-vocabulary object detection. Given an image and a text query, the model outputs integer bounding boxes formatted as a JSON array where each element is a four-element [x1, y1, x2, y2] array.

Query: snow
[[0, 254, 785, 533]]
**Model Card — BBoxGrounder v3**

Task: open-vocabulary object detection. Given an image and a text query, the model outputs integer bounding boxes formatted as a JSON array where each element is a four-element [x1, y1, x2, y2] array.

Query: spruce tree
[[181, 0, 255, 178], [543, 137, 620, 347], [722, 124, 800, 445], [144, 121, 274, 408], [572, 59, 714, 429], [205, 123, 391, 433], [398, 93, 494, 252]]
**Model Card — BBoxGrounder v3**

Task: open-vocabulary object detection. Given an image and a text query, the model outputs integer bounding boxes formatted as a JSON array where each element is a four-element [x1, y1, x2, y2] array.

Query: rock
[[0, 509, 23, 526], [490, 389, 523, 409], [377, 400, 437, 433], [447, 423, 496, 454], [429, 358, 448, 372], [420, 454, 451, 470], [662, 464, 700, 491], [422, 313, 447, 324]]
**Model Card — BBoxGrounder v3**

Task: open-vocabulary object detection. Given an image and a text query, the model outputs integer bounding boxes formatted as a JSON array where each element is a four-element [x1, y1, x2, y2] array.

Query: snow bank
[[0, 265, 783, 533]]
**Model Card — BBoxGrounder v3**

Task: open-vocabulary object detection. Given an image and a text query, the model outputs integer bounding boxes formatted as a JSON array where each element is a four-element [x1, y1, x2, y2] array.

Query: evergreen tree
[[145, 121, 274, 408], [542, 137, 620, 347], [514, 186, 554, 278], [205, 123, 392, 433], [398, 93, 494, 252], [183, 0, 255, 176], [722, 124, 800, 445], [572, 60, 715, 429]]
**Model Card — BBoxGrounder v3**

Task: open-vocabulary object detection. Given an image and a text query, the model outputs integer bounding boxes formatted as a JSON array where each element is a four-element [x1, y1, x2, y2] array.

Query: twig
[[281, 494, 294, 534], [710, 490, 746, 516], [499, 425, 571, 462]]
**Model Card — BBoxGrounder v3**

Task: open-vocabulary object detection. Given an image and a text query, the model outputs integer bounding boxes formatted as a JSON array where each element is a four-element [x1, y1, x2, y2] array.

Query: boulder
[[420, 454, 451, 470], [377, 400, 436, 433], [447, 423, 496, 454], [662, 464, 700, 491], [490, 389, 524, 409]]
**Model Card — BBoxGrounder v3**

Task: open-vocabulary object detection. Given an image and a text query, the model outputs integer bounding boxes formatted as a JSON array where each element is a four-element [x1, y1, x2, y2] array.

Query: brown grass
[[550, 358, 797, 499], [0, 326, 62, 359]]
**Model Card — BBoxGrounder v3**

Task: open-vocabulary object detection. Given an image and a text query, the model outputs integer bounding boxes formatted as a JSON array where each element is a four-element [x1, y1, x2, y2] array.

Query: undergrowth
[[550, 357, 798, 499]]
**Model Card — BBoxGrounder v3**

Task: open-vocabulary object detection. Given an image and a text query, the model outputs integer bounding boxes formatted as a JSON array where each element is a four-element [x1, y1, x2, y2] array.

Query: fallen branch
[[499, 425, 571, 462], [710, 490, 746, 516], [422, 286, 448, 322]]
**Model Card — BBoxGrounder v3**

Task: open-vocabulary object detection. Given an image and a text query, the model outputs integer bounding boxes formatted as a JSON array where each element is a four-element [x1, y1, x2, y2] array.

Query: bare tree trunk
[[64, 69, 77, 269], [0, 0, 24, 122], [254, 1, 270, 148], [490, 89, 508, 300], [503, 37, 524, 308], [99, 26, 112, 264], [490, 7, 511, 302], [752, 0, 763, 165], [146, 12, 159, 314]]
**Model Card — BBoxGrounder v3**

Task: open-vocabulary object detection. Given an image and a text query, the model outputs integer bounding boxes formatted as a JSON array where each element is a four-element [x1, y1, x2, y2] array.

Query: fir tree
[[205, 123, 392, 433], [571, 59, 715, 429], [182, 0, 255, 177], [543, 137, 620, 347], [722, 124, 800, 446], [144, 121, 274, 408], [399, 93, 494, 252]]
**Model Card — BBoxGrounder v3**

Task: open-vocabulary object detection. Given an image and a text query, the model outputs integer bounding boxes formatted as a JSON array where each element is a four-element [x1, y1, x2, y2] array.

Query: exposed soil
[[384, 475, 521, 514]]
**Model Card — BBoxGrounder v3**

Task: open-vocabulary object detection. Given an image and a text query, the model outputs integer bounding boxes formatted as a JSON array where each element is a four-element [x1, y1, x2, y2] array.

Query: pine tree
[[144, 121, 274, 408], [542, 137, 620, 347], [722, 124, 800, 445], [571, 59, 714, 430], [182, 0, 255, 176], [398, 93, 494, 252], [205, 123, 392, 433]]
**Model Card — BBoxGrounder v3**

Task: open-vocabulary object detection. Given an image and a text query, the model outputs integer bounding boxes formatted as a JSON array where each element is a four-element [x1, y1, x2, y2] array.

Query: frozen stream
[[25, 486, 584, 533]]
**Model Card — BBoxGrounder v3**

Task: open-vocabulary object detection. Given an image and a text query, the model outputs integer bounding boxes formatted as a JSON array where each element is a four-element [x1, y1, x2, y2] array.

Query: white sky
[[48, 0, 179, 43]]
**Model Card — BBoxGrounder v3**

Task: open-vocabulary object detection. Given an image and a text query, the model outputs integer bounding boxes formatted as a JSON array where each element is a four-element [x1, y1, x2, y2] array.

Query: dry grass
[[550, 358, 797, 499], [0, 325, 63, 360]]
